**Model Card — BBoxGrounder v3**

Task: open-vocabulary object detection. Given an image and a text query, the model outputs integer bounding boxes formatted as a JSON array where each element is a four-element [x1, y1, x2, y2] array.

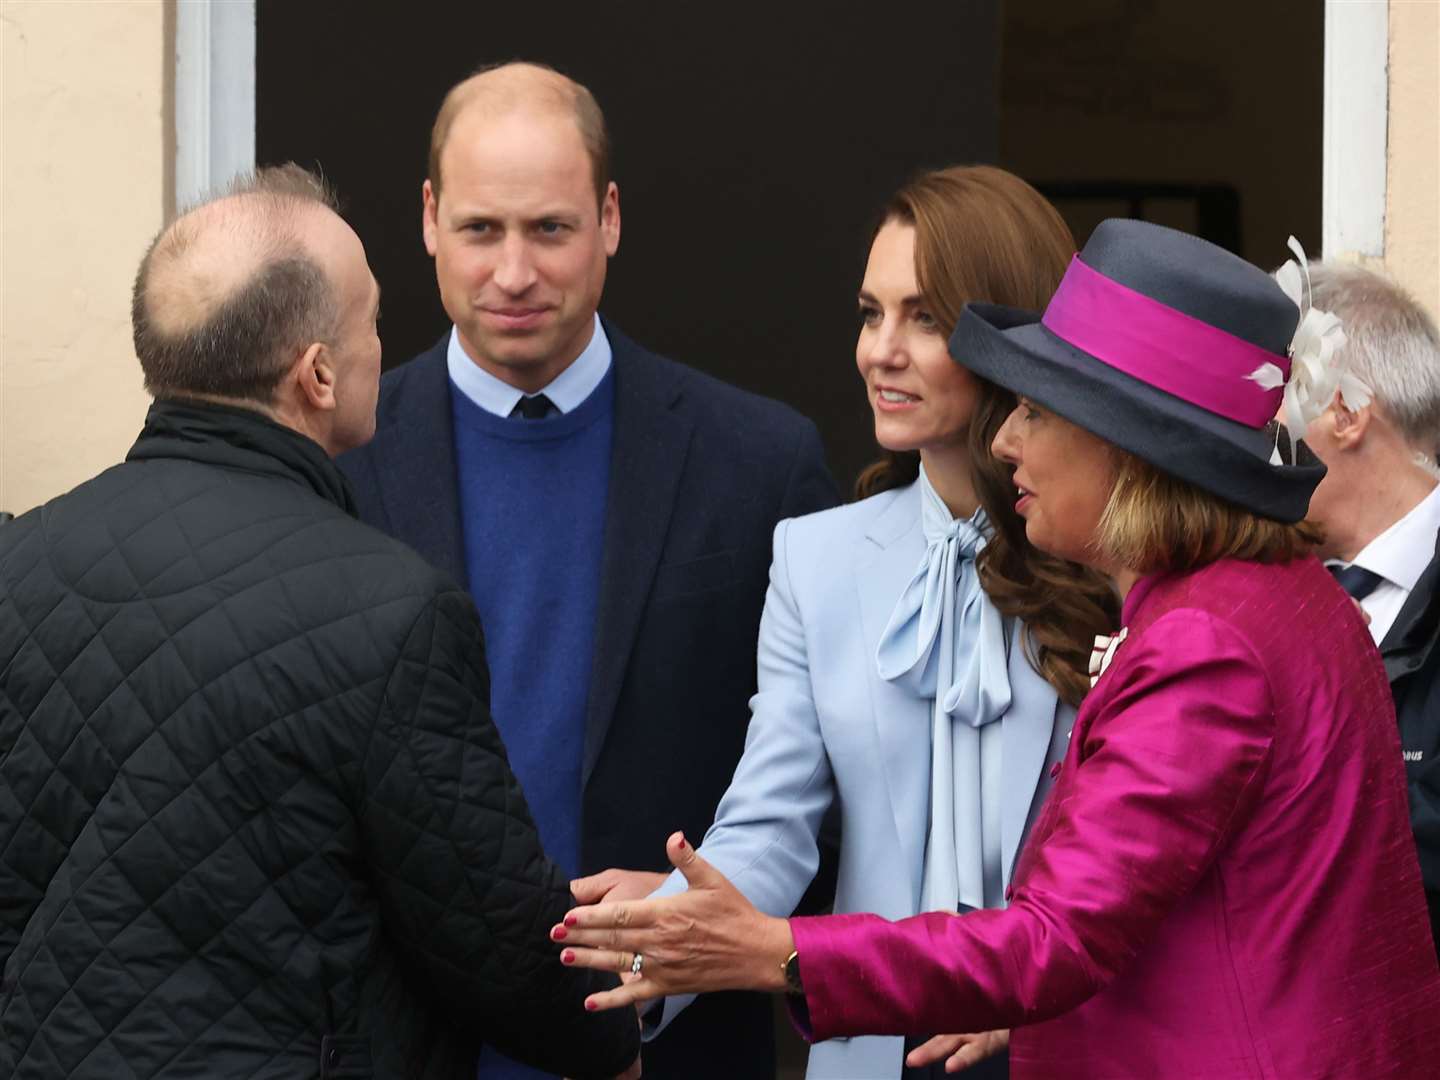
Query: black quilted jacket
[[0, 401, 638, 1079]]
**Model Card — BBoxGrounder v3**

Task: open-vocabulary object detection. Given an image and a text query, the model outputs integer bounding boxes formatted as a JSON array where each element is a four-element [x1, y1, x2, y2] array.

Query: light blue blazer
[[648, 482, 1075, 1079]]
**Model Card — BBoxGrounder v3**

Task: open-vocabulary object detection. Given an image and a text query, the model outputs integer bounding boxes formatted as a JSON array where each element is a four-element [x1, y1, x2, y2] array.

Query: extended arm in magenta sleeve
[[790, 610, 1276, 1042]]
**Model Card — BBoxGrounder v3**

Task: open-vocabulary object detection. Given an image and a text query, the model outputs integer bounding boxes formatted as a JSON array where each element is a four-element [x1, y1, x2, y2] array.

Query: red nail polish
[[552, 926, 568, 941], [564, 913, 578, 927], [561, 949, 575, 964], [585, 999, 597, 1011], [678, 834, 689, 851]]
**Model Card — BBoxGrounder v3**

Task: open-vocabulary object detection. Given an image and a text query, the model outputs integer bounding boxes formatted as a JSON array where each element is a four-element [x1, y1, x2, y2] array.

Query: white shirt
[[1346, 482, 1440, 645], [445, 314, 612, 417]]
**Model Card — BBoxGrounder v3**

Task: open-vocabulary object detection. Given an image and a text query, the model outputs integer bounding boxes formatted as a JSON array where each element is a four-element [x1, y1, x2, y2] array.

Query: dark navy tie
[[1329, 563, 1385, 601], [510, 393, 557, 421]]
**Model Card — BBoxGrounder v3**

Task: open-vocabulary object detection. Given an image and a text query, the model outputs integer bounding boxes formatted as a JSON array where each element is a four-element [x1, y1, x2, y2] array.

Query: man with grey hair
[[1301, 260, 1440, 958], [0, 165, 639, 1079]]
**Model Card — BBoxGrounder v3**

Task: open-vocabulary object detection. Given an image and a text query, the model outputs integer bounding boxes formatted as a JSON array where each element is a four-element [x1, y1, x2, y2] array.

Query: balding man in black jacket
[[0, 165, 638, 1080]]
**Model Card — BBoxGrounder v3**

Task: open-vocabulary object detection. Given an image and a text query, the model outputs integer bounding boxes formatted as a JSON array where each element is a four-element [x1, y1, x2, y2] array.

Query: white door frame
[[174, 0, 256, 211], [1323, 0, 1389, 258]]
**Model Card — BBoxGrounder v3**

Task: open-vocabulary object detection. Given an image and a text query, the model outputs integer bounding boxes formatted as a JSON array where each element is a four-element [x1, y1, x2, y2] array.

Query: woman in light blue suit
[[573, 167, 1116, 1079]]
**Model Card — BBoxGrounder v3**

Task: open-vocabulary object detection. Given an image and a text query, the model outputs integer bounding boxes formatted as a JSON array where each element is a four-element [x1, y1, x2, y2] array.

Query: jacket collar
[[1382, 529, 1440, 677], [863, 478, 924, 550], [128, 399, 357, 515]]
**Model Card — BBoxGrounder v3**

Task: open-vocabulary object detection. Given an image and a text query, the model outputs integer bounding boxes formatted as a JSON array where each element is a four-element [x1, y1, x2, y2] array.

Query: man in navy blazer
[[340, 62, 837, 1080]]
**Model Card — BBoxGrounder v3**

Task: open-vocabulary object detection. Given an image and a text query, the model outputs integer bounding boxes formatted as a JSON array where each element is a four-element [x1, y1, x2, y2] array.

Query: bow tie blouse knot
[[875, 476, 1012, 727], [875, 469, 1016, 914], [935, 515, 987, 557]]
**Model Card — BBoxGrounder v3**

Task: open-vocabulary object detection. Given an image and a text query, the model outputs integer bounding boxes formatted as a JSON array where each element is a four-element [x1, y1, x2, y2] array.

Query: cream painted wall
[[1, 0, 165, 517], [1384, 0, 1439, 314]]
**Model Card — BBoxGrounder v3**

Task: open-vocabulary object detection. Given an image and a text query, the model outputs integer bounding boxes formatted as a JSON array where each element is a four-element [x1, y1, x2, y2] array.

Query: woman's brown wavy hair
[[853, 165, 1118, 705]]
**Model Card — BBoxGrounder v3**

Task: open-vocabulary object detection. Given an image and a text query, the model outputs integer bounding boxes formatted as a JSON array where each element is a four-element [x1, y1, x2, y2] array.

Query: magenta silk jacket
[[790, 555, 1440, 1078]]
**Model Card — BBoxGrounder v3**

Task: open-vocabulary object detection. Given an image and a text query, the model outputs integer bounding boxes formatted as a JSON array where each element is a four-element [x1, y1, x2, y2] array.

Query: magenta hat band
[[1040, 255, 1290, 429]]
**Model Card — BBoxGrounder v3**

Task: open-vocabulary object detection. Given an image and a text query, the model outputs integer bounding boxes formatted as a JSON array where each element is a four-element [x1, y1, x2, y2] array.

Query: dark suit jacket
[[1382, 527, 1440, 958], [339, 320, 839, 1079]]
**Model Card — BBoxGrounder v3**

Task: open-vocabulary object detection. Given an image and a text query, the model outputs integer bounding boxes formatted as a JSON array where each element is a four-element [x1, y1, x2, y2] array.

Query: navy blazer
[[1384, 528, 1440, 955], [339, 319, 838, 1079]]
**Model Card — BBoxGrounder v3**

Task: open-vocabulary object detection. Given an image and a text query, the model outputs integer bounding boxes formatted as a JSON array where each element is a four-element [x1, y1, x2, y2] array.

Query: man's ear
[[292, 341, 338, 413], [422, 180, 439, 257], [601, 181, 620, 257], [1330, 394, 1372, 451]]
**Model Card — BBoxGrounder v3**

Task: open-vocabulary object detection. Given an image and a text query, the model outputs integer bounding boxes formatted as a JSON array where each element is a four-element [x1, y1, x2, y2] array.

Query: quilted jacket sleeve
[[788, 609, 1276, 1041], [363, 585, 639, 1079]]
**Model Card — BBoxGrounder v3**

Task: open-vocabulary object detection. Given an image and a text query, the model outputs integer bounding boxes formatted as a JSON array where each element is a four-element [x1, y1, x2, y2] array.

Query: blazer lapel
[[1381, 530, 1440, 678], [853, 483, 932, 903], [375, 340, 467, 588], [581, 327, 694, 787]]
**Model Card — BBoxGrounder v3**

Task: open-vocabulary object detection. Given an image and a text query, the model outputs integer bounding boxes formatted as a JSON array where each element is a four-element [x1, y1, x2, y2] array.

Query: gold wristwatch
[[782, 949, 804, 995]]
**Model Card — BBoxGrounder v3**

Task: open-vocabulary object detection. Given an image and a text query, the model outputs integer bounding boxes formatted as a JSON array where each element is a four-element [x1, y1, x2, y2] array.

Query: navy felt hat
[[949, 218, 1325, 523]]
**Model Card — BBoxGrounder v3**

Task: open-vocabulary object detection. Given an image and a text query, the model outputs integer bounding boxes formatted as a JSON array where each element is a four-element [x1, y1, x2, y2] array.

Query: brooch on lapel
[[1088, 627, 1129, 687]]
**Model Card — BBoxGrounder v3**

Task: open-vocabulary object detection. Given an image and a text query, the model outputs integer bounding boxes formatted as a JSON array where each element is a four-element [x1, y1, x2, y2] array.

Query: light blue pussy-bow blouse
[[875, 466, 1013, 912]]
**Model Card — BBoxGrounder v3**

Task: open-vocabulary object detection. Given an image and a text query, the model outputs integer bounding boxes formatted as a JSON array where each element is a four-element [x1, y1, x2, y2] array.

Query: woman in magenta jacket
[[553, 219, 1440, 1078]]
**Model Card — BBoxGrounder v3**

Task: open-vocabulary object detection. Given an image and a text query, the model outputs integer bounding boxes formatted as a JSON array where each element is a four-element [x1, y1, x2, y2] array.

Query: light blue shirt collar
[[446, 314, 612, 417]]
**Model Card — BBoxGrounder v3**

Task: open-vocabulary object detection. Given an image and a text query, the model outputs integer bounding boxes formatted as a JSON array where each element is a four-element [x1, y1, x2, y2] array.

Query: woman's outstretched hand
[[552, 831, 794, 1013], [905, 1030, 1010, 1073]]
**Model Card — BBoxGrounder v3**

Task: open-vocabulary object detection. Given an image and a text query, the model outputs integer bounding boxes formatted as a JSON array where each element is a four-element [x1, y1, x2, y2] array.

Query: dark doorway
[[255, 1, 1002, 491], [1001, 0, 1323, 266], [254, 1, 1322, 494]]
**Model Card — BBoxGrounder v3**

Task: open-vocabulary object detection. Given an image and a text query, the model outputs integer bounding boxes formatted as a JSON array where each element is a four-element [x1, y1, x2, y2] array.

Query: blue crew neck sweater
[[450, 370, 613, 883]]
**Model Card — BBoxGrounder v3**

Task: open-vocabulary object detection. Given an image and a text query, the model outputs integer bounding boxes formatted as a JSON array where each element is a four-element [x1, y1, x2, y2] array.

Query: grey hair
[[1306, 260, 1440, 455], [132, 164, 343, 403]]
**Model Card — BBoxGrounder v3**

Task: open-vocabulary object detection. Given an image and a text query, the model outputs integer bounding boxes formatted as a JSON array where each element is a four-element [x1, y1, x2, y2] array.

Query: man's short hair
[[132, 164, 342, 403], [427, 61, 610, 213], [1308, 261, 1440, 453]]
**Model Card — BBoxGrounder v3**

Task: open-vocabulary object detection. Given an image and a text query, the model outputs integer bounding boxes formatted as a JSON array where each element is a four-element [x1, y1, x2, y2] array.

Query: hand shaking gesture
[[551, 832, 794, 1012]]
